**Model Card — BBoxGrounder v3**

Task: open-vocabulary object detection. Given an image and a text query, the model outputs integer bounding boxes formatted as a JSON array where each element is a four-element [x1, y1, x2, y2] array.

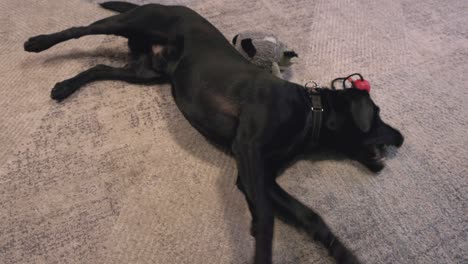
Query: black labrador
[[24, 2, 404, 264]]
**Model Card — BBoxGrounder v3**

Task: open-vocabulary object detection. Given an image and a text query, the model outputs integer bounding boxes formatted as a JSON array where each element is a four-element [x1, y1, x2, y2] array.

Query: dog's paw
[[24, 35, 52, 53], [51, 81, 78, 101], [329, 239, 361, 264], [339, 253, 360, 264]]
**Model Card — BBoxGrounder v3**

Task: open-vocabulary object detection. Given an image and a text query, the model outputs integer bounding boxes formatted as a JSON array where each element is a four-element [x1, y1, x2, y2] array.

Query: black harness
[[309, 90, 323, 141], [301, 82, 324, 146], [302, 73, 368, 144]]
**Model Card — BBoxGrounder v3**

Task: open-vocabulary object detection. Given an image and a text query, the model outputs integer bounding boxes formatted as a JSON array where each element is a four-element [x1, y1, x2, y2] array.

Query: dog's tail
[[99, 1, 139, 13]]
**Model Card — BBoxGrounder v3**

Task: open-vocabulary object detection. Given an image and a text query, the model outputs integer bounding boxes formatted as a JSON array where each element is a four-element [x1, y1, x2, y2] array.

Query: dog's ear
[[241, 38, 257, 58], [349, 93, 374, 133], [232, 34, 239, 45]]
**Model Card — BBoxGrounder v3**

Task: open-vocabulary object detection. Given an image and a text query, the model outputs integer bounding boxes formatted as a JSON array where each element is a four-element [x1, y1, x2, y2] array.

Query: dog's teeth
[[372, 156, 385, 162]]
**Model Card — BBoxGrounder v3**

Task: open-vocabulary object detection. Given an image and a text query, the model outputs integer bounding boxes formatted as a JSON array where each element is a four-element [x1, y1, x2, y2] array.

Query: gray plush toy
[[232, 31, 298, 79]]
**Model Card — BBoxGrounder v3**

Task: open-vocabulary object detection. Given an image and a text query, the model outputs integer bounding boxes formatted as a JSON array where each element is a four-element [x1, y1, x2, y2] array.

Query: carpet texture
[[1, 0, 467, 263]]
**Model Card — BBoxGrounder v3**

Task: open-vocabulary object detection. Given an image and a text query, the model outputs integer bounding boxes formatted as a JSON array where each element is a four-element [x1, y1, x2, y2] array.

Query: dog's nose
[[395, 133, 404, 147]]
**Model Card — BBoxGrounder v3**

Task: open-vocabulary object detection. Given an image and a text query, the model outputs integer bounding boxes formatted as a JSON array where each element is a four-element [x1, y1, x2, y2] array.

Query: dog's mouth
[[360, 144, 387, 172], [358, 121, 404, 172]]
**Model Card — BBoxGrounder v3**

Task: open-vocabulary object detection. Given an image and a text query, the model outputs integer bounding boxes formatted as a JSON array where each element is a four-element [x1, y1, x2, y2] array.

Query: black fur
[[24, 2, 404, 264]]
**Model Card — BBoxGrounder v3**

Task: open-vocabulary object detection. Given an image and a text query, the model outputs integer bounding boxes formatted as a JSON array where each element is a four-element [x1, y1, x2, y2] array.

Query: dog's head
[[322, 89, 404, 172]]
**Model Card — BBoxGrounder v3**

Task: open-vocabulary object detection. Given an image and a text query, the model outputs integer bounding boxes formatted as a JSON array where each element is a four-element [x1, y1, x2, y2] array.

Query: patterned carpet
[[0, 0, 466, 263]]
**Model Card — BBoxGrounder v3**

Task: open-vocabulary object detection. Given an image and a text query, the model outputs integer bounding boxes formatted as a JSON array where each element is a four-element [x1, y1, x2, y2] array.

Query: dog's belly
[[171, 85, 239, 147]]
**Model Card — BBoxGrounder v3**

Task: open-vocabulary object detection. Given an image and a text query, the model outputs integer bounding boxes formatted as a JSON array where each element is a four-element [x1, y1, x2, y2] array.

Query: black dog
[[24, 2, 404, 263]]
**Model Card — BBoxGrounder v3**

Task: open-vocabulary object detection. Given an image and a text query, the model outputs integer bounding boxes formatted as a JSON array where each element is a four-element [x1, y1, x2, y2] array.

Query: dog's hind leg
[[50, 53, 167, 101], [24, 15, 128, 53], [270, 183, 360, 264]]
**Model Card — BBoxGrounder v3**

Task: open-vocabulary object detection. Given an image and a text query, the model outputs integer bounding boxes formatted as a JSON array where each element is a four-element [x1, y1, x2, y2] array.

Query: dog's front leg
[[270, 183, 360, 264], [233, 141, 274, 264]]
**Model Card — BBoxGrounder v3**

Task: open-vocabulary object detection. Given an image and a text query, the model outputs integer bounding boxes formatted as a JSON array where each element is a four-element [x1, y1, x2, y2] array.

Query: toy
[[232, 31, 298, 79]]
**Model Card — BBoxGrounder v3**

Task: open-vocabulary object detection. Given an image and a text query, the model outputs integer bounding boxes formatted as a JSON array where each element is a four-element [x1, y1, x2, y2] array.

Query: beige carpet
[[1, 0, 467, 263]]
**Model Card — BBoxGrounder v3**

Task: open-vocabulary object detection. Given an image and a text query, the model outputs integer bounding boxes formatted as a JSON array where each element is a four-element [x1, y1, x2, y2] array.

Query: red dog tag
[[353, 79, 371, 92], [346, 77, 370, 92], [332, 73, 371, 92]]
